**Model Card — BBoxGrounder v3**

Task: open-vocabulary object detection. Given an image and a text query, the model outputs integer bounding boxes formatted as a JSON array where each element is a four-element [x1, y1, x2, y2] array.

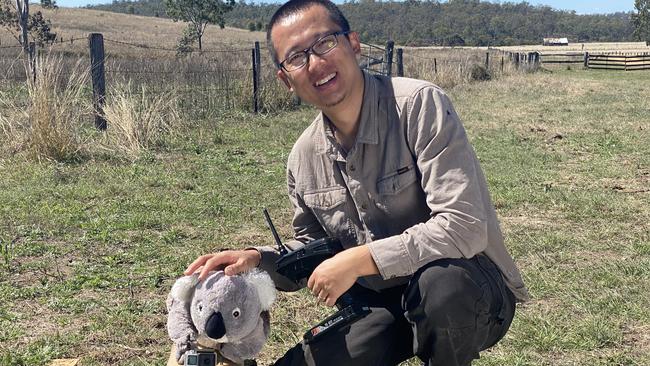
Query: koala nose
[[206, 311, 226, 340]]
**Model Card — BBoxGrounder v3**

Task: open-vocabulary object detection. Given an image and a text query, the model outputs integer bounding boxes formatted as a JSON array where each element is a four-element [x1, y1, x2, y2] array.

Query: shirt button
[[360, 202, 368, 210], [349, 164, 356, 172]]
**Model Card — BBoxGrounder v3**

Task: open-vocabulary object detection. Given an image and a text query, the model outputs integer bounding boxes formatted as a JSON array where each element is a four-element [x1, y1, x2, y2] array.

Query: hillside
[[0, 6, 265, 51], [87, 0, 636, 46]]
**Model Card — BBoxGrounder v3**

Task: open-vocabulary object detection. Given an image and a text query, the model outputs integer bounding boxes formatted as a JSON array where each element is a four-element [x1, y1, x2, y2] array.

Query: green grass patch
[[1, 69, 649, 365]]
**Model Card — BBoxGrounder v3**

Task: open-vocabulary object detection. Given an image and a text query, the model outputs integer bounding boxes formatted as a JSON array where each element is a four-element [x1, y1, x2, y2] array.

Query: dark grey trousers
[[272, 254, 516, 366]]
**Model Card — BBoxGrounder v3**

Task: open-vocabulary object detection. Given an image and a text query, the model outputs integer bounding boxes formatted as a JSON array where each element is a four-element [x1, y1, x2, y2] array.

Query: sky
[[54, 0, 636, 15]]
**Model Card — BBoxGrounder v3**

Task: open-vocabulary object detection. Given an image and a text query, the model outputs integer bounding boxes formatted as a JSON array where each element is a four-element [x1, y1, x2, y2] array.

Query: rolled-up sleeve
[[367, 86, 489, 279]]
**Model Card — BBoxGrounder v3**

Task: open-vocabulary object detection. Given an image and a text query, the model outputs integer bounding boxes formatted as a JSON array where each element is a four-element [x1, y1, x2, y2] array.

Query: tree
[[164, 0, 235, 51], [29, 10, 56, 46], [0, 0, 55, 50], [176, 24, 198, 56], [0, 0, 30, 52], [632, 0, 650, 44], [40, 0, 58, 10]]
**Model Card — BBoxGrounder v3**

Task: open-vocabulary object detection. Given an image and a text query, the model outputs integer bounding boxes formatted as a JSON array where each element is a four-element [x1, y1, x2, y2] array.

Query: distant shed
[[543, 37, 569, 46]]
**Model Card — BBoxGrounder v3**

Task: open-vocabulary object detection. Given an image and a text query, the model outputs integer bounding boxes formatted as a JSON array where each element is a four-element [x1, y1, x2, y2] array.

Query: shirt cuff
[[247, 245, 305, 292], [367, 234, 415, 279]]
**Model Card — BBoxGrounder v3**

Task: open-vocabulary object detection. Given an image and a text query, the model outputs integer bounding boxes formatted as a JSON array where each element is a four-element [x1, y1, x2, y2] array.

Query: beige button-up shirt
[[258, 71, 529, 302]]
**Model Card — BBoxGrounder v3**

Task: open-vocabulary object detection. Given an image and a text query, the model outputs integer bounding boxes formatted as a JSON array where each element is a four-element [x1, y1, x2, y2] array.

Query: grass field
[[1, 58, 649, 366]]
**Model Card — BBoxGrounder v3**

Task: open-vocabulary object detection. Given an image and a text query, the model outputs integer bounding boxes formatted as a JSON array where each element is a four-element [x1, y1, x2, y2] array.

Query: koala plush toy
[[166, 269, 276, 365]]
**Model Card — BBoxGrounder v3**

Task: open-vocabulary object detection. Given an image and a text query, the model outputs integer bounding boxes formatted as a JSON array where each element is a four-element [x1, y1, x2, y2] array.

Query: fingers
[[199, 254, 229, 280], [324, 296, 336, 307], [224, 258, 246, 276], [315, 289, 337, 307], [307, 273, 315, 290], [185, 253, 228, 281], [316, 289, 328, 304], [184, 254, 212, 275], [185, 250, 261, 281], [308, 275, 323, 297], [224, 249, 261, 276]]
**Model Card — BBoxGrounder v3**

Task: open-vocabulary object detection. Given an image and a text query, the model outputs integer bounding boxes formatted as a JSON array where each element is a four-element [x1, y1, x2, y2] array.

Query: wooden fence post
[[485, 52, 489, 69], [254, 41, 261, 101], [434, 58, 438, 74], [254, 41, 261, 73], [514, 53, 520, 69], [252, 41, 261, 113], [252, 48, 259, 114], [385, 40, 394, 76], [89, 33, 107, 130], [584, 52, 589, 69], [396, 48, 403, 77], [501, 56, 504, 72]]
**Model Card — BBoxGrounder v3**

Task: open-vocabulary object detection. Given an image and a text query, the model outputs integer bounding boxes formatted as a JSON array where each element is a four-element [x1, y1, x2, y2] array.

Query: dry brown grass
[[100, 82, 180, 158], [0, 53, 91, 161], [400, 48, 524, 89]]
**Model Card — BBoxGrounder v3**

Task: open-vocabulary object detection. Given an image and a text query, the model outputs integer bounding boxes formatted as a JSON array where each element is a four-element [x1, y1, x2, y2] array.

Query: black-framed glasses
[[279, 31, 350, 72]]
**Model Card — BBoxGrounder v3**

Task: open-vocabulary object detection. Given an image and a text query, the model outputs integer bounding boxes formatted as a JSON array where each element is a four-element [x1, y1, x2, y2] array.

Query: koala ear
[[243, 269, 276, 311], [170, 273, 200, 303]]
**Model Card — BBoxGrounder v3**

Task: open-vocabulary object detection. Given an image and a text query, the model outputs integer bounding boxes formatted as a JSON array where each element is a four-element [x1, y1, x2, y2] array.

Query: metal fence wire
[[1, 33, 529, 118]]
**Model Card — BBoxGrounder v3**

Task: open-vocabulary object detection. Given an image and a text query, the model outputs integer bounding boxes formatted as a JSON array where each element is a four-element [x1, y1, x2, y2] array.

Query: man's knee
[[404, 258, 488, 328]]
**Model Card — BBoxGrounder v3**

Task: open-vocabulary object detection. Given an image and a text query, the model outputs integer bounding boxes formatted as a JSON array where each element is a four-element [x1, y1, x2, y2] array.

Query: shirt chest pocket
[[302, 187, 350, 239], [374, 165, 423, 219], [303, 187, 347, 209], [376, 165, 418, 195]]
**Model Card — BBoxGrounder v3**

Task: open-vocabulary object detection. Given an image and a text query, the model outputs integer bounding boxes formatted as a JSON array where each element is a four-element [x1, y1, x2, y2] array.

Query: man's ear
[[276, 69, 293, 91], [348, 31, 362, 56]]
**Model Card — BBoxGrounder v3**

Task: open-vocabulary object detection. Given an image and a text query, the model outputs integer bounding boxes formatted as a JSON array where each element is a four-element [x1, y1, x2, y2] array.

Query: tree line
[[87, 0, 642, 47]]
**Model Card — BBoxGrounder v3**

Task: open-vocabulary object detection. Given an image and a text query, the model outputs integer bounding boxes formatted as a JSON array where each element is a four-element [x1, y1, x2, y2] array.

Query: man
[[185, 0, 529, 365]]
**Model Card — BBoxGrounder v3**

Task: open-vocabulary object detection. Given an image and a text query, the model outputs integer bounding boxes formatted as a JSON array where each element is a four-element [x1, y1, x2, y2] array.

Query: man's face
[[271, 5, 362, 111]]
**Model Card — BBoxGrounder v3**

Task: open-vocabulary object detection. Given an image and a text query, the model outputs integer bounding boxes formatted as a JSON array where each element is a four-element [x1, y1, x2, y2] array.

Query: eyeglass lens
[[284, 33, 340, 70]]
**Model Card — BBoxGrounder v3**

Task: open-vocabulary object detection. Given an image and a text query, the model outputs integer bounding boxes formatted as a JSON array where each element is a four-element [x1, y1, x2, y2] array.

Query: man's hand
[[307, 245, 378, 307], [184, 249, 261, 281]]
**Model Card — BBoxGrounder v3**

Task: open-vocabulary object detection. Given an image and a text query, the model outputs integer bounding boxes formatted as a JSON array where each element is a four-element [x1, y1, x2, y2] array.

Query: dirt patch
[[500, 212, 562, 231], [13, 252, 77, 287], [623, 324, 650, 358], [2, 299, 88, 348]]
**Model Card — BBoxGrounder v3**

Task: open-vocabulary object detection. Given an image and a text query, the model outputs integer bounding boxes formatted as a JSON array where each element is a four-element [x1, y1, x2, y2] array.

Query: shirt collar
[[313, 70, 380, 158]]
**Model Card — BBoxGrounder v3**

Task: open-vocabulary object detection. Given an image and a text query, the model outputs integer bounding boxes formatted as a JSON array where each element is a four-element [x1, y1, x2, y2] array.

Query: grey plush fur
[[166, 269, 276, 364]]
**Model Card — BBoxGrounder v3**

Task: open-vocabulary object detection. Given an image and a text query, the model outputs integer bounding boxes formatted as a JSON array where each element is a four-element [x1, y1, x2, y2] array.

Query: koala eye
[[232, 308, 241, 318]]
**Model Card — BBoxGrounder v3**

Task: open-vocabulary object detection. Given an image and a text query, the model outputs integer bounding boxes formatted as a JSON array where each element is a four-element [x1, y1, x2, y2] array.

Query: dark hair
[[266, 0, 351, 68]]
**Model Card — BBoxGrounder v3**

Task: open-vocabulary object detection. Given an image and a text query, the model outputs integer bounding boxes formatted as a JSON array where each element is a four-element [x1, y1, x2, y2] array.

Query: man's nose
[[307, 52, 328, 71]]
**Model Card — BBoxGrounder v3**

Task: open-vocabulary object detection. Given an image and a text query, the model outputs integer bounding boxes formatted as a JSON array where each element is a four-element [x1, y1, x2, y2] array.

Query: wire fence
[[1, 33, 531, 120]]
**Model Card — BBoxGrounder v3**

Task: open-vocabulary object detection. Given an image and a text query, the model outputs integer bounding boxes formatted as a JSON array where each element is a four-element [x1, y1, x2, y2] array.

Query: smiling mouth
[[314, 73, 336, 87]]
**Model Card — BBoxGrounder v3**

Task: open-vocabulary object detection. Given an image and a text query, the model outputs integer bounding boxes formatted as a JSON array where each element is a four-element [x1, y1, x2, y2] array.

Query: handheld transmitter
[[262, 209, 371, 343]]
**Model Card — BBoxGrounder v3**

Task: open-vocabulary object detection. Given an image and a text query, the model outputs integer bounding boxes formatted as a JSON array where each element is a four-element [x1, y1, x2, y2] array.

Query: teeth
[[315, 73, 336, 86]]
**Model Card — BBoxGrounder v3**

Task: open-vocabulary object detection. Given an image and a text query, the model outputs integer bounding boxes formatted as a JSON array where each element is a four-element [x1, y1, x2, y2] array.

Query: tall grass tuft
[[0, 54, 90, 161], [100, 82, 180, 158]]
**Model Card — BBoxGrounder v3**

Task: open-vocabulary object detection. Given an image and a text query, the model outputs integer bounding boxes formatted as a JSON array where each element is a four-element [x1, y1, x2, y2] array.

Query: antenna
[[263, 208, 288, 255]]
